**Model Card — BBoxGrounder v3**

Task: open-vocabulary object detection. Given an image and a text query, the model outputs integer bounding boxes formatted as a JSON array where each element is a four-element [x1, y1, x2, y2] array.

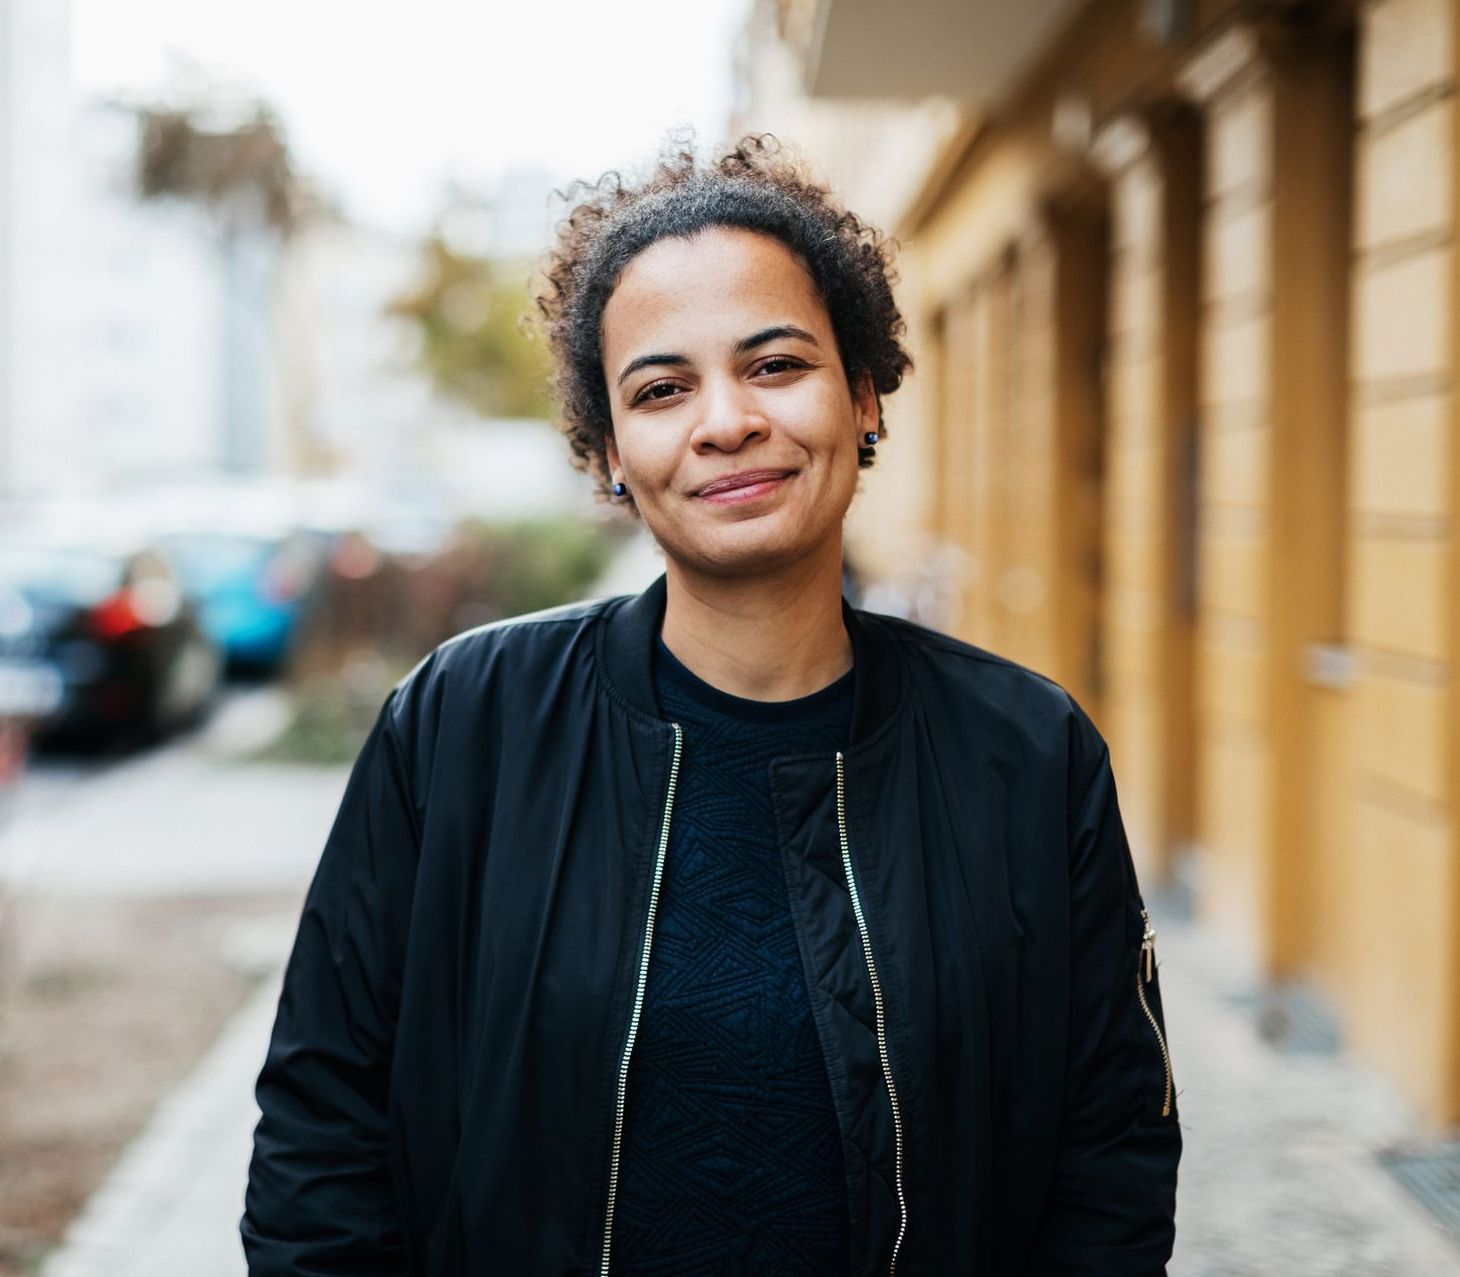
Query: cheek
[[811, 432, 853, 486], [800, 391, 861, 469], [614, 427, 679, 493]]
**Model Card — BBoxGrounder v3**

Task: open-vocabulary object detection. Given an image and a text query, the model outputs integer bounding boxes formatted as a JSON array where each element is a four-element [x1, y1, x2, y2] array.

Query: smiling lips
[[694, 469, 795, 503]]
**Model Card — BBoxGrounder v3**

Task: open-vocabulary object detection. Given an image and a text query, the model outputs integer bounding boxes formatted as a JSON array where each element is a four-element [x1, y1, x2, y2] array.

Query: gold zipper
[[1137, 908, 1174, 1118], [836, 752, 908, 1274], [599, 722, 683, 1276]]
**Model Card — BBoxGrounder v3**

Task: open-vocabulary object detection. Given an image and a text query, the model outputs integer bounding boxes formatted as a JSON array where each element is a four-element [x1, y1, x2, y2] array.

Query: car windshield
[[0, 547, 125, 605]]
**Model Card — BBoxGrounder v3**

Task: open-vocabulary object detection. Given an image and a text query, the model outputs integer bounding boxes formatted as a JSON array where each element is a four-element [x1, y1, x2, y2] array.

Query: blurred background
[[1, 0, 1459, 1273]]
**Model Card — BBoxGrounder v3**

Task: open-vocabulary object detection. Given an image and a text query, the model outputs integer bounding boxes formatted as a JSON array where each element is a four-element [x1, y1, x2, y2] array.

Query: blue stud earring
[[863, 431, 879, 446], [611, 481, 626, 498]]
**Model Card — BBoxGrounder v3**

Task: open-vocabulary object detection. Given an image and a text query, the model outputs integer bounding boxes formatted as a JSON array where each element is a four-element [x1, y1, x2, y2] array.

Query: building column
[[1046, 197, 1109, 719], [931, 278, 990, 643], [1178, 18, 1354, 977], [925, 192, 1106, 718], [992, 204, 1107, 713], [1090, 110, 1201, 884], [971, 259, 1013, 654], [1349, 0, 1460, 1123]]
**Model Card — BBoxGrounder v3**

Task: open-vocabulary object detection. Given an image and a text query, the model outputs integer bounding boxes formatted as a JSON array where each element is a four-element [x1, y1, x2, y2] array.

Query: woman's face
[[601, 226, 877, 580]]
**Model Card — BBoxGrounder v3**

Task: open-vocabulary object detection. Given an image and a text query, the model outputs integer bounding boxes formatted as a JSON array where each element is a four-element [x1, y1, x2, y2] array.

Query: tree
[[388, 235, 553, 421], [136, 105, 298, 234]]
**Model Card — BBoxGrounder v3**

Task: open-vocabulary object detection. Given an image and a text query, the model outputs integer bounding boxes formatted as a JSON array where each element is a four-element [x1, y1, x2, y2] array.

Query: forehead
[[601, 227, 829, 358]]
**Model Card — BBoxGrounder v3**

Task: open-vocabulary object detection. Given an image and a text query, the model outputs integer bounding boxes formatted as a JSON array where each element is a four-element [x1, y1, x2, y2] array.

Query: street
[[1, 687, 339, 897]]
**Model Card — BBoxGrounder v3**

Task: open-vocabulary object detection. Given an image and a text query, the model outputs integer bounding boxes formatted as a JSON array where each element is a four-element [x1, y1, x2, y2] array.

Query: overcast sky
[[71, 0, 750, 235]]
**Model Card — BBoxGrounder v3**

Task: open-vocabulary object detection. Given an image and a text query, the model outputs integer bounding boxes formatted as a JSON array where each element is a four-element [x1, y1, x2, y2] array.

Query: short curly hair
[[532, 134, 913, 510]]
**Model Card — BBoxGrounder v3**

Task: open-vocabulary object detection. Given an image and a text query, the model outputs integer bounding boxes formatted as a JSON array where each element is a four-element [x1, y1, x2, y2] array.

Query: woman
[[243, 137, 1181, 1276]]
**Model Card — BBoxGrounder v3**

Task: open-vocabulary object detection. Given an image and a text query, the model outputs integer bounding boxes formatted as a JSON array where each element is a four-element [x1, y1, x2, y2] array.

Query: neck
[[659, 536, 851, 702]]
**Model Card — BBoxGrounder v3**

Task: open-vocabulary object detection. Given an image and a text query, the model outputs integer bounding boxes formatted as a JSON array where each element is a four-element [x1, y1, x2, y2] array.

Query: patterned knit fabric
[[613, 637, 854, 1275]]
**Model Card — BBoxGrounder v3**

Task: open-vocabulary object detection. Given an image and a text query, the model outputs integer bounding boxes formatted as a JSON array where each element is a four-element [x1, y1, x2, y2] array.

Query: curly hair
[[532, 134, 913, 510]]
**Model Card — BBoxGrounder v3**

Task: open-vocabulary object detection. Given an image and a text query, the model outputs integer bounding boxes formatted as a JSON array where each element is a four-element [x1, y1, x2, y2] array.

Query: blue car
[[156, 531, 323, 674]]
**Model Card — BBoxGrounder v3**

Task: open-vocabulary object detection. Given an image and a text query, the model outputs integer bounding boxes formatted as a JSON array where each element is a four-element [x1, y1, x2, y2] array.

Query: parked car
[[0, 539, 222, 745], [154, 529, 324, 675], [0, 540, 61, 780]]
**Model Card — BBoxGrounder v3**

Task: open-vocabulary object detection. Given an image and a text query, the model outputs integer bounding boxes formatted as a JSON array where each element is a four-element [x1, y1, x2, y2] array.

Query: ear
[[604, 430, 621, 481], [851, 370, 880, 438]]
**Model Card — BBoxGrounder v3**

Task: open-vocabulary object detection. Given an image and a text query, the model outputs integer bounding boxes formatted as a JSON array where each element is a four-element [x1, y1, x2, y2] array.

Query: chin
[[669, 520, 833, 580]]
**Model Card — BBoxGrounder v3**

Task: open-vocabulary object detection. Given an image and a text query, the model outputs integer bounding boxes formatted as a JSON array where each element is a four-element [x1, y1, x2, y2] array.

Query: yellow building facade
[[780, 0, 1460, 1124]]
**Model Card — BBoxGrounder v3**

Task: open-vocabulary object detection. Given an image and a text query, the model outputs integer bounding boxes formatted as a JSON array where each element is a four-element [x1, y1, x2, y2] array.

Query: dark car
[[0, 539, 222, 745], [0, 585, 46, 802]]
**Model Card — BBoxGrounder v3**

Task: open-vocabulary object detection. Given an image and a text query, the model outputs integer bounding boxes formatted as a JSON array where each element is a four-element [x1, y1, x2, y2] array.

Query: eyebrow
[[614, 324, 821, 387]]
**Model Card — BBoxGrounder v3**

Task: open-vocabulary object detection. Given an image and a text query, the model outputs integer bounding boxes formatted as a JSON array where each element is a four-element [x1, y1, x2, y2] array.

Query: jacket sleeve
[[1026, 728, 1182, 1275], [241, 689, 422, 1276]]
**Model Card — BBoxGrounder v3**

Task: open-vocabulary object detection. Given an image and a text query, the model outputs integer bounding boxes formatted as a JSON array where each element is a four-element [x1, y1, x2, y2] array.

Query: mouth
[[693, 469, 796, 504]]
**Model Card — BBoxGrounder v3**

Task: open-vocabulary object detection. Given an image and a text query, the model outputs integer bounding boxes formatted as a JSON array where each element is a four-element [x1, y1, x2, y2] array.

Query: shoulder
[[380, 592, 619, 747], [860, 607, 1108, 789], [431, 593, 612, 667], [864, 607, 1077, 714]]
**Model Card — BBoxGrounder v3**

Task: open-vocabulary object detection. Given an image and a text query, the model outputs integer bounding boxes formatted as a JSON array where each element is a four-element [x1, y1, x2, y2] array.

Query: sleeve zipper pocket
[[1137, 908, 1174, 1118]]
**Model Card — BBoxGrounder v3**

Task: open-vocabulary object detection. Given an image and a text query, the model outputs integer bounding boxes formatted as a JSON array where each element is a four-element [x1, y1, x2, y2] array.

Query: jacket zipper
[[600, 721, 683, 1277], [835, 752, 908, 1274], [1137, 908, 1174, 1117]]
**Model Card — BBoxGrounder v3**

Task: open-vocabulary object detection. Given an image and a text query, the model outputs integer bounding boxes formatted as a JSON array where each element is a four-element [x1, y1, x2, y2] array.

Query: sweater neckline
[[653, 635, 854, 726]]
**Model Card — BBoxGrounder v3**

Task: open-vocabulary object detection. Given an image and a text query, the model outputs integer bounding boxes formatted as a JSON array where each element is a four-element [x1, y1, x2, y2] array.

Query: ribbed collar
[[597, 572, 906, 748]]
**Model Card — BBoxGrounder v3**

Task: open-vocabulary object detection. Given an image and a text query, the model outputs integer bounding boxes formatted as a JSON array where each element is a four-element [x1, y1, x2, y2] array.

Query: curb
[[39, 976, 280, 1277]]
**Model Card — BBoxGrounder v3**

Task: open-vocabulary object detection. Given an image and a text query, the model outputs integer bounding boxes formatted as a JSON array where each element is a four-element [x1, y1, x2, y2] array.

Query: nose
[[689, 372, 768, 453]]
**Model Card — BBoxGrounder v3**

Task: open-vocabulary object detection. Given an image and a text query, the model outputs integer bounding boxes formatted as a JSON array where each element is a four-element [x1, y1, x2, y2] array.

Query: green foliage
[[450, 515, 620, 623], [390, 237, 553, 421]]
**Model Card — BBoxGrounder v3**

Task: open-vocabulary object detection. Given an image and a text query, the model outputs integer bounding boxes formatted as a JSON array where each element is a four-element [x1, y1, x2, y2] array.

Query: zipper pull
[[1141, 908, 1157, 983]]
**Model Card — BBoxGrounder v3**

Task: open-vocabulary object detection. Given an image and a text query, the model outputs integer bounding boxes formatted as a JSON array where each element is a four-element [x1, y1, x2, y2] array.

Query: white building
[[69, 101, 229, 489], [0, 0, 290, 504], [0, 0, 77, 498]]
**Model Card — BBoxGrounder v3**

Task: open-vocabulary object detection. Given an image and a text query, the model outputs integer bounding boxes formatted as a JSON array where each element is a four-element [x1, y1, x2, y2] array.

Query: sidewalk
[[38, 978, 276, 1277], [1160, 914, 1460, 1275], [38, 910, 1460, 1276]]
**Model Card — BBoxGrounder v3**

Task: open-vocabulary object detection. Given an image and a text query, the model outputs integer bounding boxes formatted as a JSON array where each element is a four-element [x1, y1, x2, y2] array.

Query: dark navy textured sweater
[[613, 637, 854, 1275]]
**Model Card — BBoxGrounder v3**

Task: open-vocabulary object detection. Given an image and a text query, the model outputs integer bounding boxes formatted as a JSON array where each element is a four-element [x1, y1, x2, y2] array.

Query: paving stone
[[1161, 917, 1460, 1275]]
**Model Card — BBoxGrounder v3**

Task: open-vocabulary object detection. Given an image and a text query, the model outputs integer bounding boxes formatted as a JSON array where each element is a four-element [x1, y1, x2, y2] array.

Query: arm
[[241, 690, 422, 1276], [1026, 733, 1182, 1275]]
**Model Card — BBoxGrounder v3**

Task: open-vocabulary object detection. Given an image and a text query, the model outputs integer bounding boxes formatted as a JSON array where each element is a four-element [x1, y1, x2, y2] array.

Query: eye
[[753, 355, 807, 377], [631, 380, 684, 406]]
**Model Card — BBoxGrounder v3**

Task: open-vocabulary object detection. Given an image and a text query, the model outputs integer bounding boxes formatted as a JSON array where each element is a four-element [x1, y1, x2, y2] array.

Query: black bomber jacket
[[242, 573, 1181, 1275]]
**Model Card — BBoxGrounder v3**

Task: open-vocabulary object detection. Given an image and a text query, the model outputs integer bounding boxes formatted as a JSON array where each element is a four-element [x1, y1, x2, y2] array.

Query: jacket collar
[[598, 571, 906, 747]]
